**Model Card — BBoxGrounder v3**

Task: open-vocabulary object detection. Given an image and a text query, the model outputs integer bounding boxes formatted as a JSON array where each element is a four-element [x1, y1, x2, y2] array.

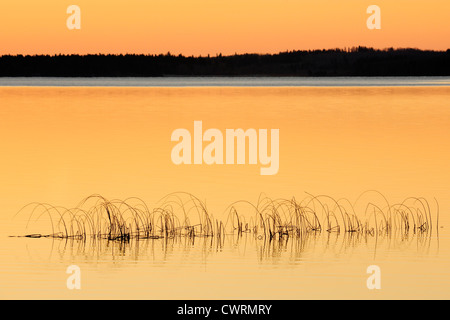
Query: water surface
[[0, 80, 449, 299], [1, 76, 450, 87]]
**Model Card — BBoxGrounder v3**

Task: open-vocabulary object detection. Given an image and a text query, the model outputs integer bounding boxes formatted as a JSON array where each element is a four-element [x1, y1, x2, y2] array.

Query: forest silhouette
[[1, 47, 449, 77]]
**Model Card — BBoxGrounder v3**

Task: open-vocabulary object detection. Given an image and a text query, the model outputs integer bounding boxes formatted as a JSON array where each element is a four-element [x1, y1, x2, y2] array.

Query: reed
[[16, 191, 438, 242]]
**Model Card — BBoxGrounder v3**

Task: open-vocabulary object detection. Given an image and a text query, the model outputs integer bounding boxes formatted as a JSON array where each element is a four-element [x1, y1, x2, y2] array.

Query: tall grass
[[16, 191, 438, 243]]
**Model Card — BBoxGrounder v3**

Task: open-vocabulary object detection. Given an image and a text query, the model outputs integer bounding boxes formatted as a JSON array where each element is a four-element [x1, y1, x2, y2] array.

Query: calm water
[[0, 78, 449, 299], [1, 76, 450, 87]]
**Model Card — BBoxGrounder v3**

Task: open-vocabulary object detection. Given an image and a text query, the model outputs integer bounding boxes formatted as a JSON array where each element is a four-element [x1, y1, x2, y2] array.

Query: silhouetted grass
[[15, 191, 438, 243]]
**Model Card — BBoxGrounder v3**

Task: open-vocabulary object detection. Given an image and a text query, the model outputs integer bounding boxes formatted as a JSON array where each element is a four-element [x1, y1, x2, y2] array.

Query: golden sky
[[0, 0, 449, 55]]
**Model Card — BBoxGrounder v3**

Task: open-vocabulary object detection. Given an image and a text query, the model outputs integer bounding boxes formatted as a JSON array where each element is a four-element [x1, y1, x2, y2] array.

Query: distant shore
[[1, 47, 449, 77]]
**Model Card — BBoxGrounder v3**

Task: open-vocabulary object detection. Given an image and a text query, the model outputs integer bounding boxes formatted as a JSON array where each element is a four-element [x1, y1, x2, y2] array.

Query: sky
[[0, 0, 449, 55]]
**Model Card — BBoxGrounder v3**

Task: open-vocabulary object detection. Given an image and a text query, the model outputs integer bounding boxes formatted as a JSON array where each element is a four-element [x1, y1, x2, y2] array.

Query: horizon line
[[2, 46, 450, 58]]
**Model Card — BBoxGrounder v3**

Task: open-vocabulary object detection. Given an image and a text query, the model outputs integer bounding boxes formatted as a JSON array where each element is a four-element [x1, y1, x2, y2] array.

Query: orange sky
[[0, 0, 449, 55]]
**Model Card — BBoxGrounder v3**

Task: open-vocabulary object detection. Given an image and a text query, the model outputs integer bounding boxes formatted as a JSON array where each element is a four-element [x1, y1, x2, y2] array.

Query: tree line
[[0, 47, 449, 76]]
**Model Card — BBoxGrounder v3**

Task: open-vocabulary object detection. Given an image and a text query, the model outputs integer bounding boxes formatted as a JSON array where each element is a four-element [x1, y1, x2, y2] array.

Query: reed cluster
[[17, 191, 438, 242]]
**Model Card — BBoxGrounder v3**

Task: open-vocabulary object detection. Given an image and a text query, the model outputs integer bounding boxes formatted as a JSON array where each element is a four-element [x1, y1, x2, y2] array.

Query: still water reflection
[[0, 82, 449, 299]]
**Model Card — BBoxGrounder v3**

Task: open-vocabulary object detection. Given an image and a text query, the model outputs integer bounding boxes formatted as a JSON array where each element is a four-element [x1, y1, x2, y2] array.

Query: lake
[[0, 77, 449, 299]]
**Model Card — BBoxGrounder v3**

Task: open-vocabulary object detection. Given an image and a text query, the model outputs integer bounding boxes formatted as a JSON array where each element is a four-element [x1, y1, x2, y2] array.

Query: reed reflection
[[14, 191, 439, 263]]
